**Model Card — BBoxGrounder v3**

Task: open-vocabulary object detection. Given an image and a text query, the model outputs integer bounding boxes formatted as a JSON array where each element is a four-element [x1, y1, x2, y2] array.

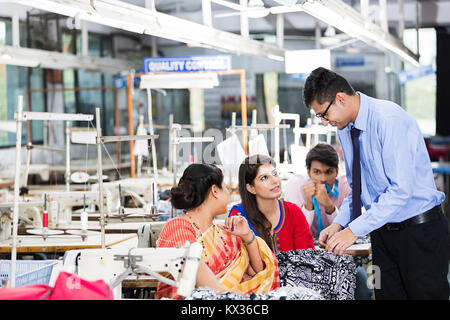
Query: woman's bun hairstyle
[[170, 163, 223, 210]]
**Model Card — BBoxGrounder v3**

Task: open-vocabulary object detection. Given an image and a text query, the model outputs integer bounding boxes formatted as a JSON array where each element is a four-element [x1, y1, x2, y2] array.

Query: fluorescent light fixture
[[139, 73, 220, 89], [285, 49, 331, 73], [301, 0, 419, 67], [14, 0, 285, 62], [267, 53, 285, 62]]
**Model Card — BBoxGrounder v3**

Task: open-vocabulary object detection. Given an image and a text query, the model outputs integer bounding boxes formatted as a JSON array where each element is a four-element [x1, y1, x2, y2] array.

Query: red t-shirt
[[229, 200, 314, 253]]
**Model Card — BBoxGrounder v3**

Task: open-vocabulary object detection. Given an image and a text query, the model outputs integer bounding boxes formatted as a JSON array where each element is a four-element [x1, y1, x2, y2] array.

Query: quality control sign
[[143, 55, 232, 73]]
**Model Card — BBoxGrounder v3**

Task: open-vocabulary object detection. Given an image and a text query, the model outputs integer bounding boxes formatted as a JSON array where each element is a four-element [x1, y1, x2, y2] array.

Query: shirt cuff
[[348, 218, 368, 238], [333, 212, 350, 229], [332, 206, 340, 216]]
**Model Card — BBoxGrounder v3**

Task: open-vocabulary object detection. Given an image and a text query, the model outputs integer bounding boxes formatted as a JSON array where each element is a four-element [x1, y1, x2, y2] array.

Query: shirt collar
[[345, 91, 368, 133], [354, 91, 369, 132]]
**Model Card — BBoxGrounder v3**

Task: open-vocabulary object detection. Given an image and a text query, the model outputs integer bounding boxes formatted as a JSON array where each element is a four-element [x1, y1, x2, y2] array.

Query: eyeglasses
[[315, 96, 335, 121]]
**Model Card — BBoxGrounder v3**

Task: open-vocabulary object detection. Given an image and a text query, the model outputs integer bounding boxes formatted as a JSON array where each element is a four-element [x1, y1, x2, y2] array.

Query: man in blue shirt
[[303, 67, 449, 300]]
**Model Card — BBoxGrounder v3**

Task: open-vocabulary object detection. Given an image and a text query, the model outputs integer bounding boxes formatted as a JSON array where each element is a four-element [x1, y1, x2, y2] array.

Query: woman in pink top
[[284, 143, 351, 239]]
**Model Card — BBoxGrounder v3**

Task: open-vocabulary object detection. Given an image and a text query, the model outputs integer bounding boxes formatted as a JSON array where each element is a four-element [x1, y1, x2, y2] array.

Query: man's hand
[[303, 181, 316, 210], [314, 184, 335, 214], [303, 180, 316, 199], [318, 223, 342, 248], [325, 227, 358, 256]]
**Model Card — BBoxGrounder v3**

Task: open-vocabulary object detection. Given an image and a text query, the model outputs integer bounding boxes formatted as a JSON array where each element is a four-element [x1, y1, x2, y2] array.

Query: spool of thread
[[80, 210, 88, 231], [43, 210, 48, 229], [152, 181, 157, 206]]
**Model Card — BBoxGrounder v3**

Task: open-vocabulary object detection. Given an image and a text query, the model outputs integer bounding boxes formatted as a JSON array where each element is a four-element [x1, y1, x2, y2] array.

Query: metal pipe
[[398, 0, 404, 41], [202, 0, 212, 27], [127, 74, 136, 178], [24, 142, 32, 187], [95, 108, 106, 249], [146, 88, 158, 180], [81, 20, 88, 57], [11, 95, 24, 288], [240, 0, 249, 38], [65, 121, 71, 191], [315, 20, 321, 49], [26, 84, 32, 153], [415, 0, 420, 58], [276, 13, 284, 48], [12, 4, 19, 47], [379, 0, 388, 33], [239, 70, 248, 153], [100, 134, 158, 143], [114, 87, 120, 178]]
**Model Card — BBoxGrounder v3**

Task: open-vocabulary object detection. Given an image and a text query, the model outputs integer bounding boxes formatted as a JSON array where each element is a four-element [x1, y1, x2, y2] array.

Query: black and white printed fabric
[[184, 286, 323, 300], [313, 235, 372, 267], [276, 249, 356, 300]]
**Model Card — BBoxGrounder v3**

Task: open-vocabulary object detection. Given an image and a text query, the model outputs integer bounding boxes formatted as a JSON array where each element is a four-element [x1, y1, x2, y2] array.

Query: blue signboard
[[143, 55, 232, 73], [397, 65, 435, 85], [335, 56, 365, 67], [113, 69, 145, 89]]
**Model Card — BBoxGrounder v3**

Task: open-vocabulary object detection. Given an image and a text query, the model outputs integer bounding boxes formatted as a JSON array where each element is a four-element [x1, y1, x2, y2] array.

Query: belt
[[383, 205, 443, 231]]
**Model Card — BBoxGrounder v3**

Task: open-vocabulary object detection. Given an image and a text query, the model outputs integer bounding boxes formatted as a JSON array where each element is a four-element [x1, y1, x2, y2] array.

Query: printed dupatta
[[155, 218, 279, 299], [200, 224, 280, 294]]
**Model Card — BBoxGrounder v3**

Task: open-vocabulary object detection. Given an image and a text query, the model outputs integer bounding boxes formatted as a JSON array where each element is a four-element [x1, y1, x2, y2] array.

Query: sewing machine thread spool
[[81, 194, 88, 231], [43, 193, 48, 229], [152, 181, 157, 206]]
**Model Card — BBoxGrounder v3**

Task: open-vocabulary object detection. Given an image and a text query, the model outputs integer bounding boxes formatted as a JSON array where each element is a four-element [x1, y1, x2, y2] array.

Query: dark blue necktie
[[351, 126, 362, 220]]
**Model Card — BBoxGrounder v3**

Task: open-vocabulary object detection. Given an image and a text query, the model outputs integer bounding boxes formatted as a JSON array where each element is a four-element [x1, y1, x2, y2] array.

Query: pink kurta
[[284, 175, 351, 238]]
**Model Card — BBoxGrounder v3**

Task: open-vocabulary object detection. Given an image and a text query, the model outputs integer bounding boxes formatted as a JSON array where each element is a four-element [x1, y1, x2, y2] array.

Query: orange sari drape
[[155, 217, 280, 299]]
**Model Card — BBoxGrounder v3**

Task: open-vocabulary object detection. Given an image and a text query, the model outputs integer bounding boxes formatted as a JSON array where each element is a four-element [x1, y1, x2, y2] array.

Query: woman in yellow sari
[[155, 163, 279, 299]]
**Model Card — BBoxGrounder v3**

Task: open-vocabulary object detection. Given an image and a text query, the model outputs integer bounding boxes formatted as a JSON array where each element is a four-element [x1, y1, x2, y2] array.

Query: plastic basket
[[0, 260, 59, 288]]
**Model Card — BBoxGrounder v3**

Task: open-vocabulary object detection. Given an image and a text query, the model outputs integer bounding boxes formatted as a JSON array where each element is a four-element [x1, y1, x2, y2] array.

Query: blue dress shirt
[[334, 92, 445, 237]]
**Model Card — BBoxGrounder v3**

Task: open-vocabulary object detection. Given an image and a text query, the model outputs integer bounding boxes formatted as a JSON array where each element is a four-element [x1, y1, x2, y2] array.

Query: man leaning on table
[[302, 67, 449, 300]]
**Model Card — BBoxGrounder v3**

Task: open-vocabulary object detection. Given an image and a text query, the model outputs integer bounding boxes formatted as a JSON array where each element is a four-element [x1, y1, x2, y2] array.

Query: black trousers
[[370, 214, 450, 300]]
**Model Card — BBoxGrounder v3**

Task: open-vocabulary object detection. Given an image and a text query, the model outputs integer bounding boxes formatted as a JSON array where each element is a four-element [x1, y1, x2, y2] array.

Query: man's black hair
[[303, 67, 356, 108], [305, 143, 339, 169]]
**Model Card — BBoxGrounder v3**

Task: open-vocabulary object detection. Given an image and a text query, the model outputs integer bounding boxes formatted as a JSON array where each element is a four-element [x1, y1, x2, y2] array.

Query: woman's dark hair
[[238, 154, 276, 251], [170, 163, 224, 210], [305, 143, 339, 169], [303, 67, 355, 108]]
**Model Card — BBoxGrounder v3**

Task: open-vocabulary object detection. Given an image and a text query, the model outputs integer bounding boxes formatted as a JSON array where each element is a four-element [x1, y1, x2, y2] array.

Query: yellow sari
[[155, 218, 280, 299]]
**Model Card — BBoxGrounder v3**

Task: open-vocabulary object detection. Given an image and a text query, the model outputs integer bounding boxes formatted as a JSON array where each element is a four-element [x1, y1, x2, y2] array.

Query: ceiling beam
[[0, 45, 139, 72]]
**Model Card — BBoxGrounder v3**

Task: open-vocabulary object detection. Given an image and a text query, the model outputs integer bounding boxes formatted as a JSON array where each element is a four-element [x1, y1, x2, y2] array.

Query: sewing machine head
[[59, 241, 202, 299]]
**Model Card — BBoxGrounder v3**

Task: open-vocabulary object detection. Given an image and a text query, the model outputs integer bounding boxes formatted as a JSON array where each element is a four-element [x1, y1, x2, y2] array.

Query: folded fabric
[[184, 285, 323, 300], [276, 249, 356, 300], [0, 271, 113, 300]]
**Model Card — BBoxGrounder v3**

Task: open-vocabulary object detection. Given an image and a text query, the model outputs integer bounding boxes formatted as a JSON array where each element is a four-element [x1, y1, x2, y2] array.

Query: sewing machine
[[57, 241, 202, 299]]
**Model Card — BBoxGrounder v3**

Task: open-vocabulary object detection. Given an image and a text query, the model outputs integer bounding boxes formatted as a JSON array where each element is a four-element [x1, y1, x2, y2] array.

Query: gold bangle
[[242, 232, 255, 245]]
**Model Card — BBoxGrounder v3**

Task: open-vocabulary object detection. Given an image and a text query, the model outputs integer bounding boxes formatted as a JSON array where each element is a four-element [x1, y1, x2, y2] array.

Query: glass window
[[61, 31, 116, 136], [0, 20, 7, 146], [0, 18, 45, 147], [403, 28, 436, 136]]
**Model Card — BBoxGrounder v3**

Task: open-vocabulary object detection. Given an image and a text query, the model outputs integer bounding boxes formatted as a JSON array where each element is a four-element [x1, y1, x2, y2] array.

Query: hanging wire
[[88, 120, 123, 181], [84, 119, 90, 194]]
